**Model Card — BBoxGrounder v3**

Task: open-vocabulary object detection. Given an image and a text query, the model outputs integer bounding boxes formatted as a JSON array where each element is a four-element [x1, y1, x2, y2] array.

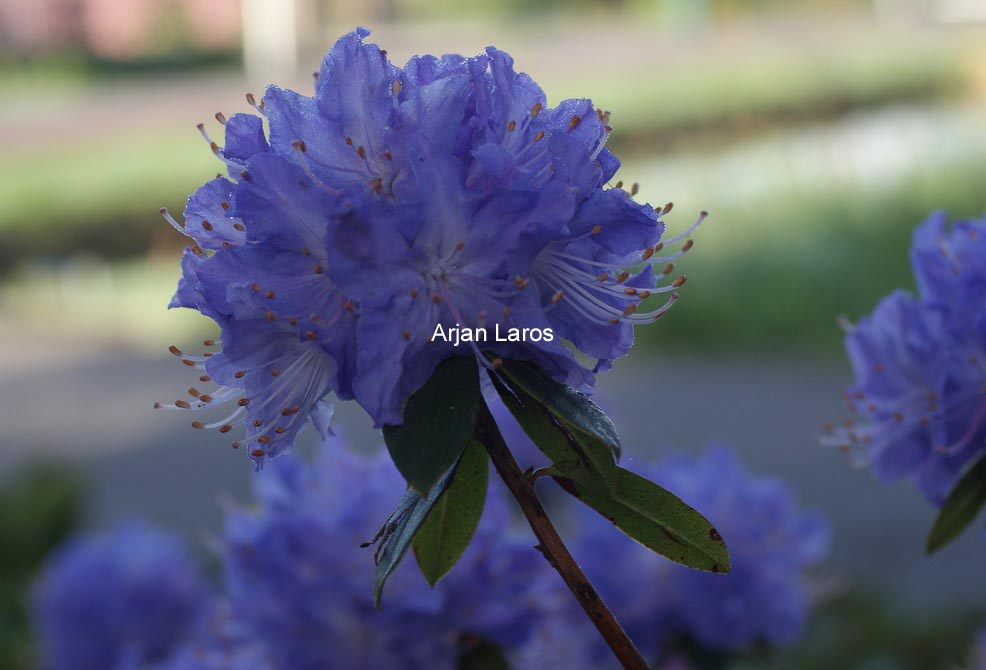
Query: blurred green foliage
[[0, 467, 85, 670], [647, 158, 986, 356]]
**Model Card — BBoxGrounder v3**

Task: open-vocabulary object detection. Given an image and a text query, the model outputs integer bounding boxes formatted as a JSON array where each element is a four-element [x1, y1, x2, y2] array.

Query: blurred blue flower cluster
[[32, 523, 211, 670], [823, 212, 986, 504], [160, 27, 700, 468], [33, 440, 827, 670], [575, 447, 830, 664]]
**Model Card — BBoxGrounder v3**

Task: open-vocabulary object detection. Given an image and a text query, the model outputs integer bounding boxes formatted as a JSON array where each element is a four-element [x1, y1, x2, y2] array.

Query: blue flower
[[824, 213, 986, 504], [32, 522, 211, 670], [220, 436, 565, 670], [576, 446, 829, 660], [163, 27, 702, 460]]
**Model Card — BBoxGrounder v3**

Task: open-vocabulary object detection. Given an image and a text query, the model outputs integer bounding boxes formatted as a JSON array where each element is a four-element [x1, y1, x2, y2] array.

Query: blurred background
[[1, 1, 985, 668]]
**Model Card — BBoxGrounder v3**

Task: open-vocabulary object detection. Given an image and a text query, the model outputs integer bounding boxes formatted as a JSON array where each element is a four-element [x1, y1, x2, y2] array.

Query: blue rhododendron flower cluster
[[32, 523, 211, 670], [160, 27, 700, 468], [823, 212, 986, 504], [574, 447, 830, 663], [219, 438, 566, 670]]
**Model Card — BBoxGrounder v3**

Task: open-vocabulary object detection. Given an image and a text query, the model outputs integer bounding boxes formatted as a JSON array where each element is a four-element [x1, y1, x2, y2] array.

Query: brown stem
[[474, 402, 650, 670]]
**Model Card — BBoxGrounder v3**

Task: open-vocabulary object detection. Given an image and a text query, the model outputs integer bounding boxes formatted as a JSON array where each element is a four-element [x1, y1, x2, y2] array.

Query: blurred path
[[1, 12, 952, 154], [0, 331, 983, 615]]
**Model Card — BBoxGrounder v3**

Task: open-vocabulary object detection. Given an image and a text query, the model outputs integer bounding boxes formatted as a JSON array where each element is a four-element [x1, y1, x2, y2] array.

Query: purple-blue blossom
[[823, 212, 986, 504], [574, 446, 829, 661], [220, 436, 565, 670], [32, 522, 211, 670], [161, 27, 701, 466]]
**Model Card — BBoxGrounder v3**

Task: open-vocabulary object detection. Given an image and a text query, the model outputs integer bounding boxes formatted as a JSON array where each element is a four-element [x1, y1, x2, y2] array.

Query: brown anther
[[238, 398, 250, 406], [568, 115, 581, 130], [410, 288, 419, 299], [246, 92, 257, 105], [622, 304, 638, 316], [233, 223, 245, 231], [507, 120, 516, 132], [169, 345, 183, 356], [292, 139, 307, 153], [265, 310, 276, 322], [638, 290, 651, 299], [289, 316, 298, 326], [616, 271, 630, 283], [188, 388, 201, 398], [202, 351, 213, 358], [373, 178, 383, 194], [257, 436, 272, 445], [265, 290, 276, 299], [356, 145, 365, 158], [302, 247, 311, 256], [271, 369, 280, 377], [624, 287, 638, 295], [653, 242, 664, 252], [681, 239, 694, 252], [234, 370, 246, 379], [199, 375, 211, 382], [153, 402, 162, 409], [662, 263, 674, 276], [615, 181, 623, 189], [642, 247, 654, 261], [534, 131, 545, 142], [590, 225, 602, 235], [251, 449, 265, 457], [191, 245, 204, 257], [672, 275, 687, 288], [608, 318, 620, 325], [402, 330, 411, 341], [313, 265, 324, 274], [531, 102, 542, 117], [175, 400, 191, 409], [344, 136, 353, 145], [215, 112, 227, 125], [251, 283, 261, 292], [204, 339, 216, 346], [275, 427, 286, 434], [455, 241, 465, 251], [432, 294, 442, 304], [222, 241, 231, 248], [239, 170, 251, 181], [514, 276, 528, 290], [551, 290, 564, 304], [598, 273, 610, 282], [343, 300, 355, 312], [220, 201, 230, 211], [491, 358, 504, 368], [219, 424, 232, 433], [306, 330, 317, 341], [392, 79, 402, 96], [502, 307, 511, 318], [384, 150, 392, 161], [182, 359, 196, 367], [191, 421, 205, 429], [661, 202, 674, 215], [200, 394, 213, 403], [630, 183, 639, 196], [209, 142, 220, 154], [253, 419, 263, 427]]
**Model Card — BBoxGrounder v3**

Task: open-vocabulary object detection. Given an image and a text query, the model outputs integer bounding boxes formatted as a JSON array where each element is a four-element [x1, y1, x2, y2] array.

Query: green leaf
[[491, 359, 621, 490], [384, 356, 482, 494], [557, 466, 731, 573], [926, 454, 986, 554], [372, 452, 463, 609], [413, 440, 489, 586]]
